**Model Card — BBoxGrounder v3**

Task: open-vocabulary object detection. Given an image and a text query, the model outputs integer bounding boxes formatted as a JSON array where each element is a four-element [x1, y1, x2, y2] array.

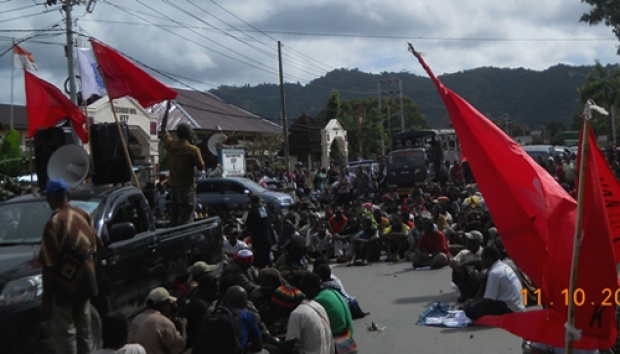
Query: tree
[[0, 129, 23, 177], [577, 61, 620, 144], [581, 0, 620, 54], [315, 90, 342, 127]]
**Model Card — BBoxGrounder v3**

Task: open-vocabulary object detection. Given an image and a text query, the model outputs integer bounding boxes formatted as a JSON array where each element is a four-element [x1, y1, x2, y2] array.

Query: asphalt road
[[332, 260, 524, 354]]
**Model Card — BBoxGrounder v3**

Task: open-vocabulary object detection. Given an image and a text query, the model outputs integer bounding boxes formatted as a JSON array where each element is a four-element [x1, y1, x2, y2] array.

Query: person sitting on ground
[[300, 273, 356, 353], [249, 268, 288, 337], [307, 219, 333, 259], [349, 217, 379, 266], [444, 211, 469, 255], [411, 212, 450, 269], [328, 208, 348, 235], [271, 285, 335, 354], [221, 249, 260, 295], [463, 246, 525, 321], [333, 216, 359, 263], [381, 213, 410, 262], [194, 285, 267, 354], [275, 235, 311, 287], [180, 272, 218, 350], [93, 311, 146, 354], [128, 287, 186, 354], [372, 208, 390, 235], [275, 220, 300, 260], [450, 231, 483, 303], [431, 203, 450, 233], [314, 264, 369, 320], [223, 223, 251, 259]]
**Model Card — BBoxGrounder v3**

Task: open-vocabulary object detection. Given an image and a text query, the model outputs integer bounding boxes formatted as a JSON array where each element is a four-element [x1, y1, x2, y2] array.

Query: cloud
[[0, 0, 617, 106]]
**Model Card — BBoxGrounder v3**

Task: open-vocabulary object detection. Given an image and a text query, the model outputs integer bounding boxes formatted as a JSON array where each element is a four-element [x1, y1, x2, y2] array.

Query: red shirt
[[417, 230, 450, 259], [329, 215, 348, 234]]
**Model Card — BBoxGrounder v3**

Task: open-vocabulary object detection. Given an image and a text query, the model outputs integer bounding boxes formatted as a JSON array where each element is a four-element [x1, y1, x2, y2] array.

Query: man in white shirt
[[464, 246, 525, 320], [223, 224, 251, 258]]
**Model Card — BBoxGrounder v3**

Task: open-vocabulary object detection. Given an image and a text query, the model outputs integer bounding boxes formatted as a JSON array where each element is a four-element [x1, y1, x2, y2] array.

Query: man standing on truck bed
[[39, 178, 100, 354], [161, 123, 205, 226]]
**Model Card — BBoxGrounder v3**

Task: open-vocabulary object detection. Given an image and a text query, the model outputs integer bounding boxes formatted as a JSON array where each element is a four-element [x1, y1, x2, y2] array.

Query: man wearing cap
[[412, 212, 450, 269], [272, 285, 335, 354], [450, 230, 483, 302], [221, 249, 260, 294], [39, 178, 100, 354], [161, 123, 205, 226], [128, 287, 186, 354]]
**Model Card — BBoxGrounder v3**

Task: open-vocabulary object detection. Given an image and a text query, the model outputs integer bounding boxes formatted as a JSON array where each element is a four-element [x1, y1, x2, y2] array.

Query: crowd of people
[[42, 132, 616, 354]]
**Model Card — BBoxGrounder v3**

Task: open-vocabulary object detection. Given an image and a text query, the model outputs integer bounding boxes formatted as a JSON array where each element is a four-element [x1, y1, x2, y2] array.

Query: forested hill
[[211, 64, 600, 129]]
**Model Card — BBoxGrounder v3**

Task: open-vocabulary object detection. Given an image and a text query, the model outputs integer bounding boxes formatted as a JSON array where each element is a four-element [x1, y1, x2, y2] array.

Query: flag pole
[[10, 40, 15, 130], [564, 99, 604, 353], [88, 40, 141, 191]]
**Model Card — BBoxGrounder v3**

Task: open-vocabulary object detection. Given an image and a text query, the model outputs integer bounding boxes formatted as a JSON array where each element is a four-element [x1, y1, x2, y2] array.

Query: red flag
[[90, 39, 177, 108], [25, 71, 88, 143], [589, 136, 620, 263], [409, 46, 617, 348]]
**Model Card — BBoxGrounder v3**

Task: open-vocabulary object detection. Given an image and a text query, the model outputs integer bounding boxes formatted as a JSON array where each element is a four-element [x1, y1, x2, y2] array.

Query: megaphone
[[47, 145, 90, 187]]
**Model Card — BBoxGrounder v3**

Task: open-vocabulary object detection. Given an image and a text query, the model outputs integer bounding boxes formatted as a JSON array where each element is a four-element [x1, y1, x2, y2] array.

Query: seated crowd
[[95, 164, 546, 354]]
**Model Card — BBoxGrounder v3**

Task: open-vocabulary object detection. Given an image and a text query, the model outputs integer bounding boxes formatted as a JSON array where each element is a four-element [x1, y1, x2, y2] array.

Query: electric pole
[[65, 1, 77, 103], [278, 41, 290, 175], [378, 78, 405, 135]]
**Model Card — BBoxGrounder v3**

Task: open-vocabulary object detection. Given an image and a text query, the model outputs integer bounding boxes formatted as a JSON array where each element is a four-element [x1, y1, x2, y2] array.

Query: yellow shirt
[[163, 132, 204, 189]]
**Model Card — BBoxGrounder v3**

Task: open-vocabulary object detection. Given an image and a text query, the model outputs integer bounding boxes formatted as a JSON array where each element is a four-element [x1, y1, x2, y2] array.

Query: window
[[222, 181, 245, 194], [110, 196, 148, 234]]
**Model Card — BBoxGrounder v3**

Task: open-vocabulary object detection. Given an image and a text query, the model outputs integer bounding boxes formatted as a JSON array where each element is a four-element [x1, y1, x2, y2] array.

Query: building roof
[[172, 89, 281, 134], [0, 104, 28, 130], [289, 113, 322, 155]]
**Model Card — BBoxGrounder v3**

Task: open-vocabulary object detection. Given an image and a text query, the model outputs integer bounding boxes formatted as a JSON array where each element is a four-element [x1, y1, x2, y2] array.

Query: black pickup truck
[[0, 185, 223, 354]]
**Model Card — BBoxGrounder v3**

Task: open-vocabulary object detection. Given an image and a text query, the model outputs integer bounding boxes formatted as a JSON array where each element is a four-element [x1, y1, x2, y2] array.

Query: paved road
[[331, 260, 524, 354]]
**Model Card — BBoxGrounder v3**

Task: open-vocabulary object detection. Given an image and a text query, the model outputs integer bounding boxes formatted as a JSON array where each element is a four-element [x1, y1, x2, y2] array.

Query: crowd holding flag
[[408, 43, 618, 350]]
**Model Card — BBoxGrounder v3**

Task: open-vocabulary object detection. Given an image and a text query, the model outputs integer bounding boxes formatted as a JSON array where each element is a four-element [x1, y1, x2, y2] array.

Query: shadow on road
[[439, 325, 497, 334], [393, 292, 457, 305]]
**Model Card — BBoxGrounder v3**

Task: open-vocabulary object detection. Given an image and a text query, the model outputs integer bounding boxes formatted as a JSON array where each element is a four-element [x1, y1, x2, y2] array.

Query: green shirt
[[314, 288, 353, 336]]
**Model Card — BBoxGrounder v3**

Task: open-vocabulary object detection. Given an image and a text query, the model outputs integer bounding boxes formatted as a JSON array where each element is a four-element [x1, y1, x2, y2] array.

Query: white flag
[[13, 45, 37, 70], [77, 47, 107, 100]]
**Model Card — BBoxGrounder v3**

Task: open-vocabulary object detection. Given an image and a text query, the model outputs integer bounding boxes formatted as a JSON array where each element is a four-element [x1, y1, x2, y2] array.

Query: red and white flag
[[13, 44, 36, 70]]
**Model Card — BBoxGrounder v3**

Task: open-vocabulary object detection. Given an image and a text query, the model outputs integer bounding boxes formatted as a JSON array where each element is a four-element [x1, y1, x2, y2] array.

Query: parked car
[[0, 185, 223, 354], [522, 145, 568, 161], [197, 177, 296, 212]]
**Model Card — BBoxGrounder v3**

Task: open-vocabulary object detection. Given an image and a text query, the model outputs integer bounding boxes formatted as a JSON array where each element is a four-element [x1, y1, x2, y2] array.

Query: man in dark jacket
[[246, 193, 276, 268]]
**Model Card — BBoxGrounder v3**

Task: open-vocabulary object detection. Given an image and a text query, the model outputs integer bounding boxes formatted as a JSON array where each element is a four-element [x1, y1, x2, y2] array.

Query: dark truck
[[0, 185, 223, 354]]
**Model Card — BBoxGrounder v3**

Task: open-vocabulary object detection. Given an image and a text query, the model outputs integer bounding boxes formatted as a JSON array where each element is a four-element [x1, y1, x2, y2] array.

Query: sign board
[[218, 148, 246, 177]]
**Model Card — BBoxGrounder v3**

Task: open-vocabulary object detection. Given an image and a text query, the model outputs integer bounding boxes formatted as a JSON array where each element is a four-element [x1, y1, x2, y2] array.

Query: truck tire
[[89, 303, 103, 352]]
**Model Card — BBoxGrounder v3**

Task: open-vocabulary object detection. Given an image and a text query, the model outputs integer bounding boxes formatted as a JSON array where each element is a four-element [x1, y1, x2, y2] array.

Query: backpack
[[193, 306, 242, 354]]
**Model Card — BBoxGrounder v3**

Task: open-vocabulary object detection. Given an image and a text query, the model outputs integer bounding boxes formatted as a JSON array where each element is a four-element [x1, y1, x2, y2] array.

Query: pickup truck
[[0, 185, 223, 354]]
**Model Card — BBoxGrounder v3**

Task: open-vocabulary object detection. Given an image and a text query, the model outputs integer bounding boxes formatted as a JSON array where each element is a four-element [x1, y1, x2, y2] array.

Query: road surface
[[332, 260, 524, 354]]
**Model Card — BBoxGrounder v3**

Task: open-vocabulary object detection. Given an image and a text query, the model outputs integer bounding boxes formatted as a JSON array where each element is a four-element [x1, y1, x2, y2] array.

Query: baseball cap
[[146, 287, 177, 304], [465, 230, 483, 243], [46, 178, 68, 196], [187, 261, 218, 277]]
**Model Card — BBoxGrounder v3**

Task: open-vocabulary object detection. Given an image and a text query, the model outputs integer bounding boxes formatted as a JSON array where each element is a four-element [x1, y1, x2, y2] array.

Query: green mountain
[[211, 64, 601, 130]]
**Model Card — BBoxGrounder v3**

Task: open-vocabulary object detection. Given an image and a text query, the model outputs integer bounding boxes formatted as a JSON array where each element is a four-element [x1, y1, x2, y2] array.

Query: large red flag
[[409, 46, 617, 348], [90, 39, 177, 108], [25, 71, 88, 143], [589, 138, 620, 264]]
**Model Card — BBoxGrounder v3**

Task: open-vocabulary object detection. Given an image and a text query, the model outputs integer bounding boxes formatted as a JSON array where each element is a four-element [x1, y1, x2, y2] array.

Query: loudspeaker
[[47, 145, 90, 187], [34, 126, 77, 190], [91, 123, 132, 185]]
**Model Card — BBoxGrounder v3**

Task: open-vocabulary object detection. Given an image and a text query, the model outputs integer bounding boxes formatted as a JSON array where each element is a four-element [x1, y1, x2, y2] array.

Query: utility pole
[[278, 41, 290, 175], [379, 78, 405, 135], [377, 83, 385, 157], [64, 0, 77, 103]]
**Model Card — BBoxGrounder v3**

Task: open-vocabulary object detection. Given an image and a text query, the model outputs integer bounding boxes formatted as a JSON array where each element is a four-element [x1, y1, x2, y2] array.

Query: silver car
[[196, 177, 295, 212]]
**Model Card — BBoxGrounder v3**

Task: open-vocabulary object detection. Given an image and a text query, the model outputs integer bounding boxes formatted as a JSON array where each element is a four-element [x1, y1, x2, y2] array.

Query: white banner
[[77, 47, 107, 100]]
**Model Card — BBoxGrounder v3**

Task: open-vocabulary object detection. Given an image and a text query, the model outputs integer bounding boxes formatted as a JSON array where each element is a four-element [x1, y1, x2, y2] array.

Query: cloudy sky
[[0, 0, 618, 105]]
